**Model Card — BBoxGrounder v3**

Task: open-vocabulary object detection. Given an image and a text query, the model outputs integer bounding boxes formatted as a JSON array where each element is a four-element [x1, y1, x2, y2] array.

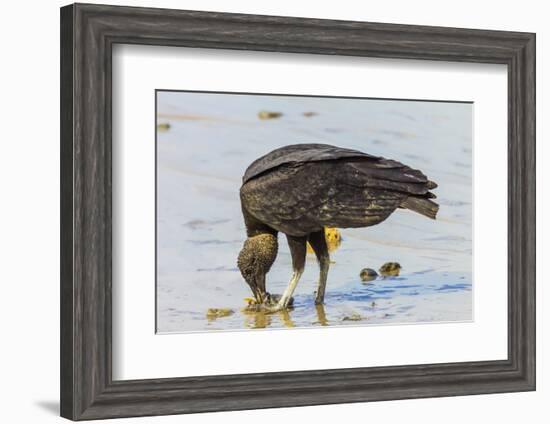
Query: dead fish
[[360, 268, 378, 282], [379, 262, 401, 277], [206, 308, 234, 319], [258, 110, 283, 120], [157, 122, 171, 131]]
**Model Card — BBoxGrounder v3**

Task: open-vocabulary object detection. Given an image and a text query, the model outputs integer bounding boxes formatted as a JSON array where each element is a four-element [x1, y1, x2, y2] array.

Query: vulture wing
[[240, 144, 439, 236], [242, 143, 378, 184]]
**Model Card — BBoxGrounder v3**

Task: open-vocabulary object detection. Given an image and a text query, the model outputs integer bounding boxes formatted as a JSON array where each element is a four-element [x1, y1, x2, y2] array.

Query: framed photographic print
[[60, 3, 536, 421]]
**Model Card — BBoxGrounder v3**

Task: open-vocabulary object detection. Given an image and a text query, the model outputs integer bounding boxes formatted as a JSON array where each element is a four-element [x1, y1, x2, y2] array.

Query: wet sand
[[156, 92, 472, 333]]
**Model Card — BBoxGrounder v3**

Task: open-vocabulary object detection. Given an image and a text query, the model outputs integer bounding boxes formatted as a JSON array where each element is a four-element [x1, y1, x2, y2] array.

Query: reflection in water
[[314, 304, 329, 326], [279, 310, 295, 328], [240, 304, 328, 329], [196, 269, 472, 332], [241, 307, 296, 329], [242, 308, 272, 329]]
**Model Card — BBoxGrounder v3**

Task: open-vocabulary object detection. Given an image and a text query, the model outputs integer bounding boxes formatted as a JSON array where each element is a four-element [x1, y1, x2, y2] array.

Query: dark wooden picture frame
[[60, 3, 536, 421]]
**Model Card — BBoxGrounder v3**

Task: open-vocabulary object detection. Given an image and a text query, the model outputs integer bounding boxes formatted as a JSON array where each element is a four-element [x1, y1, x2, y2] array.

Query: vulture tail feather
[[400, 197, 439, 220]]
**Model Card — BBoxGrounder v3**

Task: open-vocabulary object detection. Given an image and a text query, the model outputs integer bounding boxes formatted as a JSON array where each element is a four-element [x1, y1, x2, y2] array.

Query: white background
[[0, 0, 546, 423], [114, 45, 507, 380]]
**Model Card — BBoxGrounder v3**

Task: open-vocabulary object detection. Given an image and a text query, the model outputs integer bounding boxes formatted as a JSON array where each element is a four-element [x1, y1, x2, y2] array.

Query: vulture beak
[[244, 272, 268, 305], [253, 273, 267, 304]]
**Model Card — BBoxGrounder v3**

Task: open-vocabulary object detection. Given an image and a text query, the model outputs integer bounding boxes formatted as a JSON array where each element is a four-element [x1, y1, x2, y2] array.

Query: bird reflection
[[242, 300, 330, 329], [314, 303, 329, 326]]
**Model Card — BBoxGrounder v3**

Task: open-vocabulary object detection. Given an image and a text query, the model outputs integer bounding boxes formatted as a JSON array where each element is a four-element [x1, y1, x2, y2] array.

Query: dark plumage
[[237, 143, 438, 311]]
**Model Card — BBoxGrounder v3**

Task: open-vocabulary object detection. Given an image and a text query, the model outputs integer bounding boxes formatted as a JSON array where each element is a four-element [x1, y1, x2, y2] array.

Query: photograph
[[155, 91, 473, 333], [51, 2, 537, 421]]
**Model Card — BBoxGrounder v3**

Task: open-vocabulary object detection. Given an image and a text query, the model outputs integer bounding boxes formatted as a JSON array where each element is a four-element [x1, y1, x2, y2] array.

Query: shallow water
[[156, 92, 472, 333]]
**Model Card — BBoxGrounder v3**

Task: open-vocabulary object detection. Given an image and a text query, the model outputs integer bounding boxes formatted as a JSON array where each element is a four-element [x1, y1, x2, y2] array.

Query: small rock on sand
[[157, 122, 171, 131], [206, 308, 234, 319], [359, 268, 378, 282], [342, 312, 363, 322], [258, 110, 283, 120], [379, 262, 402, 277]]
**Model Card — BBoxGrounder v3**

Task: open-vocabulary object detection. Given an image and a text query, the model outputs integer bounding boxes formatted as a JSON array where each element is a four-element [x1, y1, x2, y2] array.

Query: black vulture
[[237, 143, 438, 312]]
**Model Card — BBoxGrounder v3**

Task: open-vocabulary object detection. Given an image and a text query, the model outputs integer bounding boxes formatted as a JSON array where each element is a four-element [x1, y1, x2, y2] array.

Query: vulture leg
[[273, 235, 307, 311], [308, 230, 330, 304]]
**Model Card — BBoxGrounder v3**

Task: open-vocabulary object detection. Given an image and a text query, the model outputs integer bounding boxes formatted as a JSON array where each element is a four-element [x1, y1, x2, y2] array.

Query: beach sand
[[156, 92, 473, 333]]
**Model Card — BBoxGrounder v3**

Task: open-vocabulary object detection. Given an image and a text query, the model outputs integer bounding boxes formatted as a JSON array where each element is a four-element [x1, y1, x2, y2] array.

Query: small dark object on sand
[[206, 308, 234, 319], [303, 111, 318, 117], [342, 312, 363, 321], [379, 262, 402, 277], [258, 110, 283, 120], [360, 268, 378, 282]]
